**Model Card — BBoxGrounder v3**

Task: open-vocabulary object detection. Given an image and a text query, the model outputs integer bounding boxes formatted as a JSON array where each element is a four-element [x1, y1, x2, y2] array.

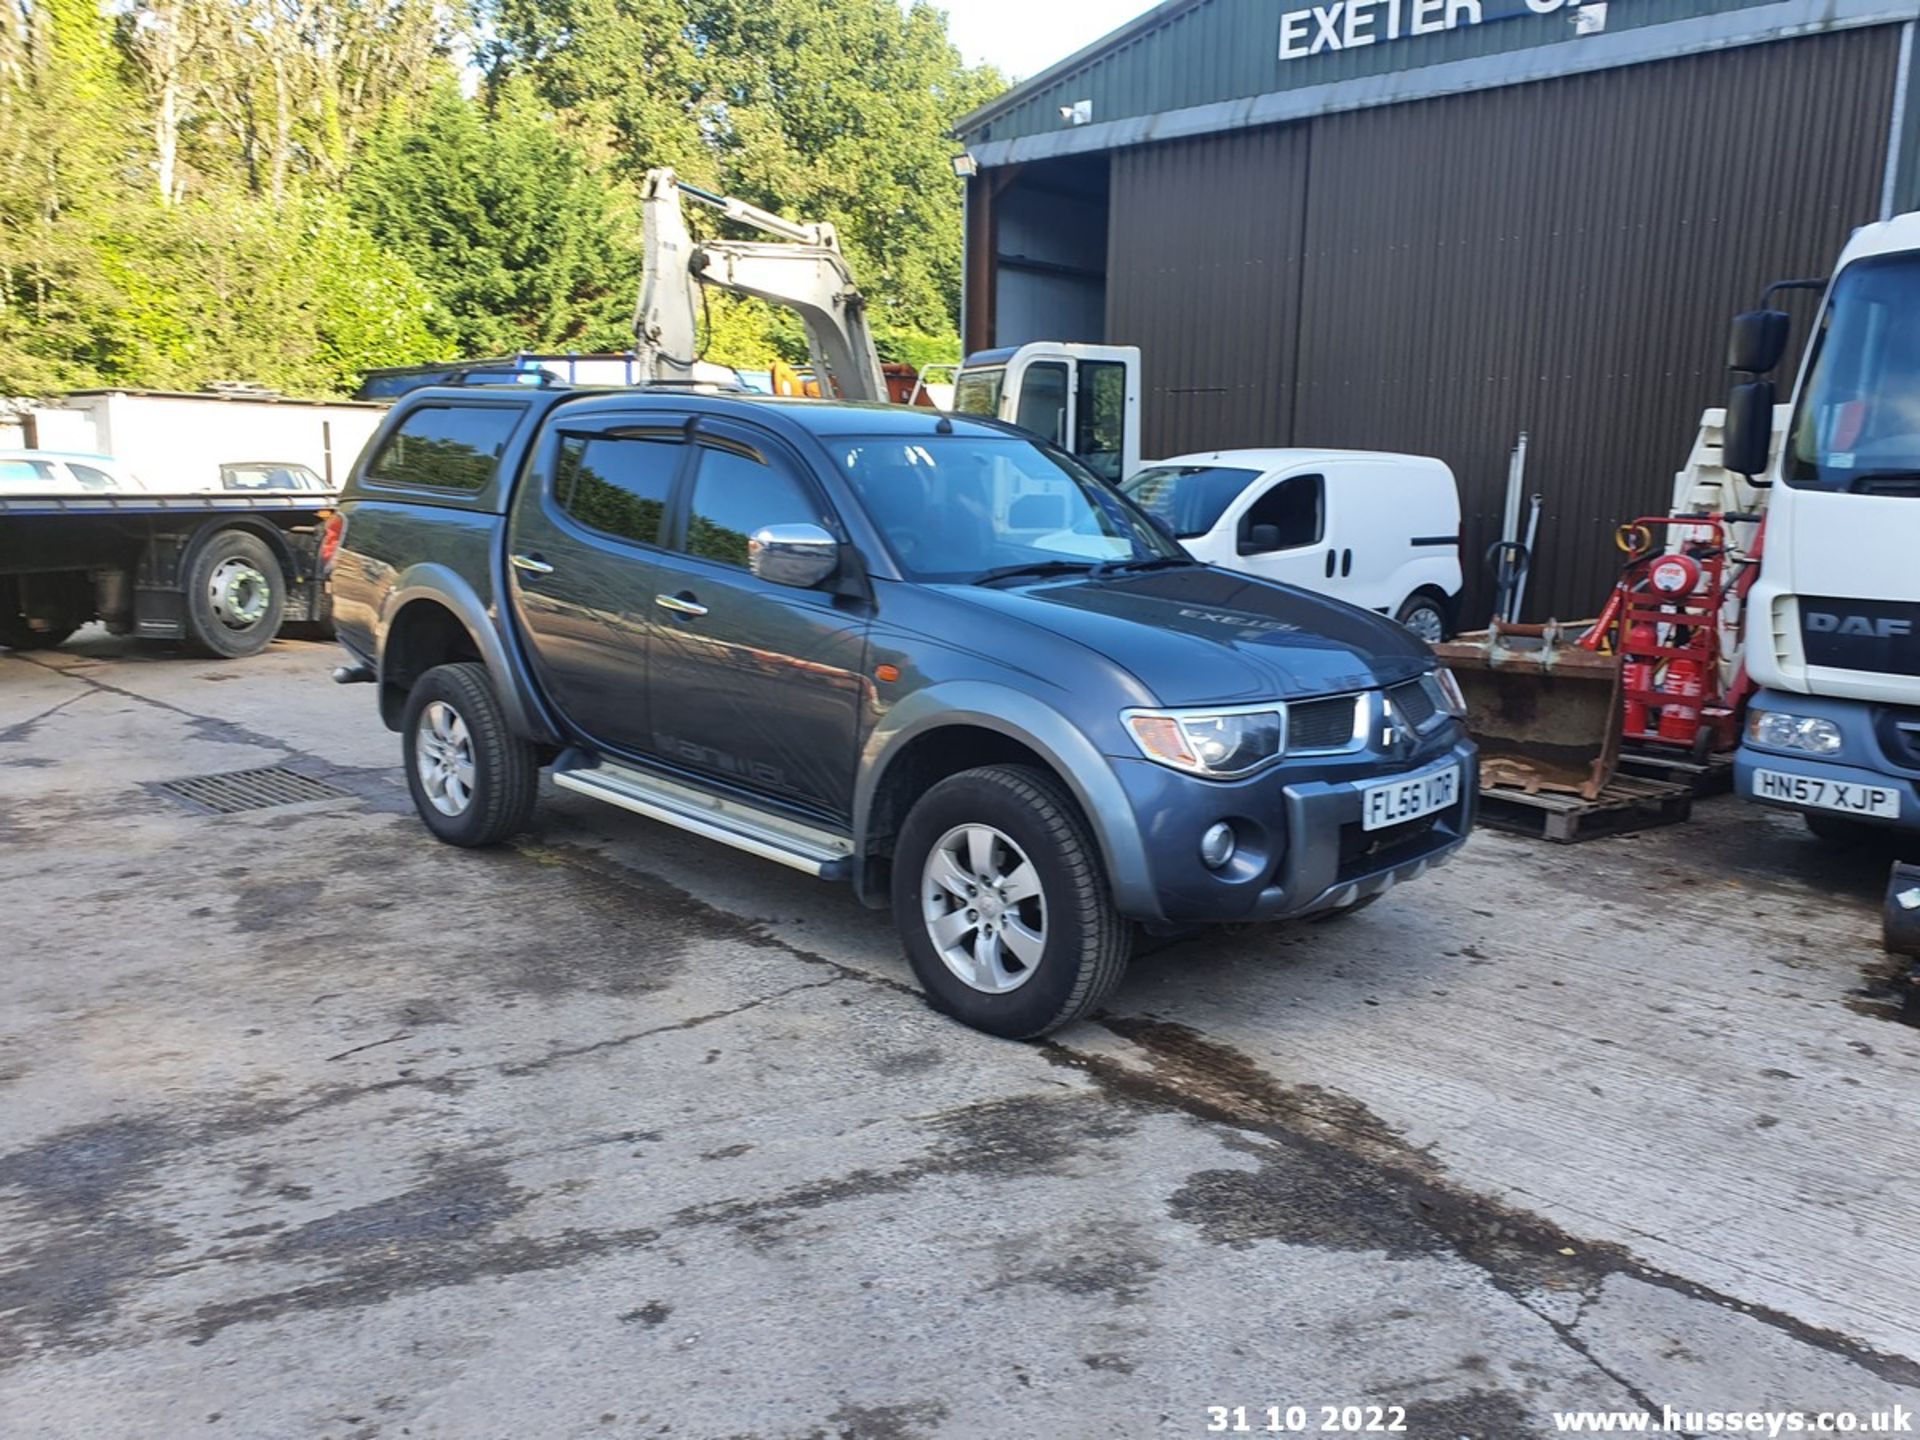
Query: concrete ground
[[2, 632, 1917, 1440]]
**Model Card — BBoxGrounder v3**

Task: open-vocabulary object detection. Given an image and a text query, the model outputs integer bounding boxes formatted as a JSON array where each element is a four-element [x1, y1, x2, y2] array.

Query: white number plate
[[1361, 764, 1461, 831], [1752, 768, 1901, 819]]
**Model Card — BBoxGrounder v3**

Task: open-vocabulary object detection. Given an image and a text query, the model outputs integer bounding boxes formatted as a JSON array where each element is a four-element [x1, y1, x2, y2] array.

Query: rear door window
[[554, 433, 683, 549], [366, 403, 525, 493]]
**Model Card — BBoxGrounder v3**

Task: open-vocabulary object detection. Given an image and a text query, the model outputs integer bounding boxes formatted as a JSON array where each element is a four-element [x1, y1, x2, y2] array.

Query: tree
[[349, 76, 641, 355], [485, 0, 1003, 365]]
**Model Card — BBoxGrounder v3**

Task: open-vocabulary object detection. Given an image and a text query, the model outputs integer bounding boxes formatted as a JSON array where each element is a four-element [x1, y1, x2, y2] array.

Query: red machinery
[[1579, 514, 1764, 760]]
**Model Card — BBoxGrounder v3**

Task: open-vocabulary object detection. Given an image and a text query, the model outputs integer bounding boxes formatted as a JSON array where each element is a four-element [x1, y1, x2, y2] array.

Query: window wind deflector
[[971, 560, 1099, 587], [600, 425, 687, 441]]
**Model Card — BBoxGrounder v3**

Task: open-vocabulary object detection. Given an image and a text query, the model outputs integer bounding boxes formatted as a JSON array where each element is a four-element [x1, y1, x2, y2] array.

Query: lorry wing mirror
[[1728, 310, 1791, 374], [1722, 380, 1776, 481], [748, 523, 839, 588], [1240, 522, 1282, 555]]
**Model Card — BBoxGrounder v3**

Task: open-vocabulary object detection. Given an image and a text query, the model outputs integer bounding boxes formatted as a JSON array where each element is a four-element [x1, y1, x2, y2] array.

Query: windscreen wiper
[[971, 560, 1098, 587], [1089, 555, 1199, 577]]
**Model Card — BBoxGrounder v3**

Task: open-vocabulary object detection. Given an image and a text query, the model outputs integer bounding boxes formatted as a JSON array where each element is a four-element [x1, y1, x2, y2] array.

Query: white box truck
[[1728, 211, 1920, 842]]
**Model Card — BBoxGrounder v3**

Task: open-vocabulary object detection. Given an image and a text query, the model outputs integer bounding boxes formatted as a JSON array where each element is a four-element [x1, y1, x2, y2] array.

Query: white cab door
[[1224, 470, 1345, 597]]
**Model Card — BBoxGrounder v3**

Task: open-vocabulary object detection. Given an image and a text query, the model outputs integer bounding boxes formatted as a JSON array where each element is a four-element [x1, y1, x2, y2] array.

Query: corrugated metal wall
[[1107, 125, 1313, 450], [1105, 26, 1900, 621]]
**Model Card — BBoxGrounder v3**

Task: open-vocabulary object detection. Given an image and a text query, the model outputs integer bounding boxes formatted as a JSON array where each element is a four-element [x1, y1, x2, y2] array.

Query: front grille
[[1799, 596, 1920, 675], [1388, 678, 1437, 729], [1289, 695, 1359, 751]]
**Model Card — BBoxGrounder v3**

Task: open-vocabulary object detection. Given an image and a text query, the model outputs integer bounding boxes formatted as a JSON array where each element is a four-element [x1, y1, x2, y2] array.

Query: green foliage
[[350, 78, 639, 356], [0, 0, 1006, 395]]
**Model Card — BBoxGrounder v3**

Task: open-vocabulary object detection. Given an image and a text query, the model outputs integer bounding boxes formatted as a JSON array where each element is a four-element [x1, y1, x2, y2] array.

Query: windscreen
[[1120, 465, 1261, 538], [1785, 254, 1920, 495], [831, 436, 1184, 583], [950, 368, 1004, 419]]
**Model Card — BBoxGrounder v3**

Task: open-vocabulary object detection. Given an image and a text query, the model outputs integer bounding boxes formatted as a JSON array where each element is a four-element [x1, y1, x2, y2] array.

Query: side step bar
[[552, 757, 854, 880]]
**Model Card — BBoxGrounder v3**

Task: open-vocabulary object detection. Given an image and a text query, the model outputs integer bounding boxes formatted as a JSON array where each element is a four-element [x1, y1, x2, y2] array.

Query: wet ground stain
[[671, 1091, 1141, 1251], [1047, 1016, 1920, 1395], [184, 1159, 660, 1346]]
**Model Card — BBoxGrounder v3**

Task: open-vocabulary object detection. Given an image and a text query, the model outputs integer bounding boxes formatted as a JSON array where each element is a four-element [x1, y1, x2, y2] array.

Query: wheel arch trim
[[856, 681, 1159, 918], [378, 563, 558, 743]]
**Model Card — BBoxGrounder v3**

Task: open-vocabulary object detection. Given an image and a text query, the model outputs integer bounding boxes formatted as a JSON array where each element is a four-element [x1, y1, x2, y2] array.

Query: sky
[[938, 0, 1162, 81]]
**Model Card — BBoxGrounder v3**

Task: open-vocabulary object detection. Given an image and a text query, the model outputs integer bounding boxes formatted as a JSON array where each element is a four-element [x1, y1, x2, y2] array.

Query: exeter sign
[[1279, 0, 1590, 60]]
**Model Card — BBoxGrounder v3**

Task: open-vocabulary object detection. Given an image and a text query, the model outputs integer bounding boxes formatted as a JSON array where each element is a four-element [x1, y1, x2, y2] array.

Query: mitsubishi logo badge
[[1381, 697, 1416, 752]]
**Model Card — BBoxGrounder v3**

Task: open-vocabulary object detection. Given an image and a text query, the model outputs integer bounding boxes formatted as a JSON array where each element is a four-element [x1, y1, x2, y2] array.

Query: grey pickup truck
[[329, 385, 1477, 1037]]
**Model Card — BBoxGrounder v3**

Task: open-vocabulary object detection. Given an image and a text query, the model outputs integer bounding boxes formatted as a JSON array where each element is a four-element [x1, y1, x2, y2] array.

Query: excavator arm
[[634, 168, 887, 402]]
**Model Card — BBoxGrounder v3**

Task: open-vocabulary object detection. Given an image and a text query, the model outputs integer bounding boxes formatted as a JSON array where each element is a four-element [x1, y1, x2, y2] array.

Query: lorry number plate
[[1752, 769, 1901, 820], [1361, 765, 1461, 831]]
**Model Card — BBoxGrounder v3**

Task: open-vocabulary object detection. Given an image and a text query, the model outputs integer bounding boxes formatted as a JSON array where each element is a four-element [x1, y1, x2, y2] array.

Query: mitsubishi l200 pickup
[[329, 386, 1477, 1037]]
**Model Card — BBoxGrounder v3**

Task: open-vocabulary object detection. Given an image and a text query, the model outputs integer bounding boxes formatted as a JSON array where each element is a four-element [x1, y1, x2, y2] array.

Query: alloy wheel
[[920, 823, 1047, 993], [415, 701, 476, 816]]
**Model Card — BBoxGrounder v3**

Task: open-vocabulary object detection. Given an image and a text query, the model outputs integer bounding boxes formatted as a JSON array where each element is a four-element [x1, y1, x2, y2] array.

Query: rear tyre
[[0, 614, 77, 651], [184, 530, 285, 658], [1394, 591, 1449, 644], [401, 662, 539, 847], [891, 764, 1132, 1039]]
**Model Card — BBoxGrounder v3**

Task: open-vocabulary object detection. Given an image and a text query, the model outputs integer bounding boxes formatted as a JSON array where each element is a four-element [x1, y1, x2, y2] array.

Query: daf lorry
[[1729, 211, 1920, 842]]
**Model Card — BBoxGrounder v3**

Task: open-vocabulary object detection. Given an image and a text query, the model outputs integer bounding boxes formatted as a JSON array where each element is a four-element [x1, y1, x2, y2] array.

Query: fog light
[[1200, 821, 1236, 869]]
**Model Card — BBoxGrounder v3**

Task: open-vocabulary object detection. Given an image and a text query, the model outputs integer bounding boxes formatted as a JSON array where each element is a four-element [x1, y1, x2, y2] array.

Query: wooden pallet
[[1616, 747, 1735, 796], [1477, 773, 1694, 843]]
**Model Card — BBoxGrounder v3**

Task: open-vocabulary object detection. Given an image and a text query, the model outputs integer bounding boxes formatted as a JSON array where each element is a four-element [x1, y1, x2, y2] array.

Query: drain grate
[[158, 766, 353, 815]]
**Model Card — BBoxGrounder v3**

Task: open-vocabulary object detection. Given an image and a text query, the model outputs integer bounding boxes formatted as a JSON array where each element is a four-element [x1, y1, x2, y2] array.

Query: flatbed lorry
[[0, 488, 336, 657]]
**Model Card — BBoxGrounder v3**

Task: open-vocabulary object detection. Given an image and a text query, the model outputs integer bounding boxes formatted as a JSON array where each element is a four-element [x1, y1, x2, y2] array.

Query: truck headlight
[[1747, 708, 1843, 756], [1124, 707, 1284, 777]]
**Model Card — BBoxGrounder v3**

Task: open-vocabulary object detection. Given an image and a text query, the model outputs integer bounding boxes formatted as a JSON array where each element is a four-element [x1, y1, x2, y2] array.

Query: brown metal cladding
[[1107, 123, 1313, 457], [1104, 26, 1900, 623]]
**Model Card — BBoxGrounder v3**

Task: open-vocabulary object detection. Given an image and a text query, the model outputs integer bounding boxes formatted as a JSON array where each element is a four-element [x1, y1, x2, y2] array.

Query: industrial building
[[953, 0, 1920, 618]]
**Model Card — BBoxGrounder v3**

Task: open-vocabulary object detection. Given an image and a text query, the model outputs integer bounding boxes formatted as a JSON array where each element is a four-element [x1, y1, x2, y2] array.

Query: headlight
[[1425, 667, 1468, 719], [1747, 708, 1843, 756], [1124, 706, 1284, 777]]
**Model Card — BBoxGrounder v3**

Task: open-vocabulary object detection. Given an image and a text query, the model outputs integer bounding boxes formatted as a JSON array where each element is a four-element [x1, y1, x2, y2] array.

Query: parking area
[[2, 633, 1918, 1439]]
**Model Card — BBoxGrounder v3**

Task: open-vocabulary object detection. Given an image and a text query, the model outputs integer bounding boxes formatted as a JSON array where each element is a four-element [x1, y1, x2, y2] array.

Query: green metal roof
[[955, 0, 1920, 157]]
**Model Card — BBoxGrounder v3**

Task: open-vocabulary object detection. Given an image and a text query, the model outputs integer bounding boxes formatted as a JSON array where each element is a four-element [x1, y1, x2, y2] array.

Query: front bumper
[[1736, 688, 1920, 833], [1107, 725, 1478, 924]]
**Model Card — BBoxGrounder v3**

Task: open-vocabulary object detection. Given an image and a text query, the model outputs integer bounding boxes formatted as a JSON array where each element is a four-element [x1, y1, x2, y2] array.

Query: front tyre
[[400, 662, 539, 847], [891, 764, 1131, 1039]]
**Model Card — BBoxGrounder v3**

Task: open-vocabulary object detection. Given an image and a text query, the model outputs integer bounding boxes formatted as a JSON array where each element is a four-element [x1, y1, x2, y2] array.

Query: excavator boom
[[634, 168, 887, 402]]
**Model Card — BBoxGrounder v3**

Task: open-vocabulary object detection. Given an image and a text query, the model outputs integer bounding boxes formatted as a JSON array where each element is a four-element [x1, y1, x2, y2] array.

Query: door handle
[[1324, 548, 1336, 578], [655, 592, 708, 617], [511, 553, 554, 575], [1342, 548, 1354, 578]]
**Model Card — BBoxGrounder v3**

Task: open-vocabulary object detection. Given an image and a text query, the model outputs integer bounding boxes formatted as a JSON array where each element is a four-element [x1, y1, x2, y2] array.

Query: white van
[[1120, 448, 1464, 641]]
